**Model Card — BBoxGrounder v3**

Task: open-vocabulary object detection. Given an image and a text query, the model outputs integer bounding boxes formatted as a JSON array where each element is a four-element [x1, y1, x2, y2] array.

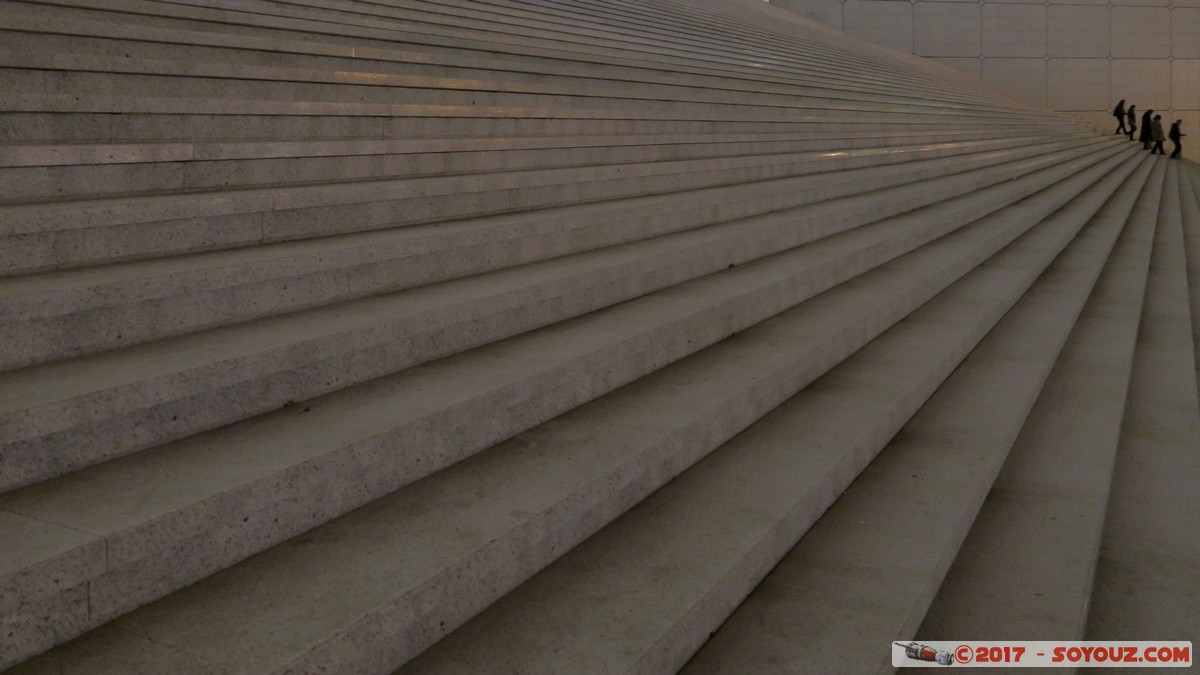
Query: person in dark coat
[[1141, 109, 1154, 149], [1126, 105, 1137, 141], [1150, 115, 1166, 155], [1113, 100, 1127, 134], [1169, 120, 1186, 159]]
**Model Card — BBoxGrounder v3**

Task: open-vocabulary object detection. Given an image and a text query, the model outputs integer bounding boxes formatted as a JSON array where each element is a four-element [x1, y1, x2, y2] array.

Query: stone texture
[[1, 0, 1196, 672]]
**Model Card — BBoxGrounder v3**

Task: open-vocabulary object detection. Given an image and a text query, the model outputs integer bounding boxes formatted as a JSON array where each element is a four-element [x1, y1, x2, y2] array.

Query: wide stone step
[[0, 10, 1037, 118], [397, 148, 1146, 675], [0, 129, 1052, 204], [0, 0, 1072, 135], [1, 145, 1142, 675], [296, 0, 1048, 114], [204, 0, 1038, 111], [0, 134, 1093, 369], [917, 156, 1158, 640], [0, 86, 1048, 131], [4, 70, 1037, 131], [0, 45, 1051, 126], [0, 106, 1048, 145], [3, 134, 1101, 276], [1178, 162, 1200, 401], [7, 0, 1017, 107], [1084, 160, 1200, 641], [4, 0, 1184, 672], [2, 130, 1025, 171], [0, 141, 1125, 491], [677, 149, 1153, 675]]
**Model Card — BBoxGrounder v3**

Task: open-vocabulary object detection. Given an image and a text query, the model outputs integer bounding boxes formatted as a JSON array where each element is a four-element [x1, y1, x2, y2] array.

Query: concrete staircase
[[1, 0, 1196, 672]]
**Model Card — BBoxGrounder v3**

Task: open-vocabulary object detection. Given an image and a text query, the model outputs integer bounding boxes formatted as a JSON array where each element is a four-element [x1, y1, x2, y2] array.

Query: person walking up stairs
[[1151, 115, 1167, 155], [1169, 120, 1186, 159]]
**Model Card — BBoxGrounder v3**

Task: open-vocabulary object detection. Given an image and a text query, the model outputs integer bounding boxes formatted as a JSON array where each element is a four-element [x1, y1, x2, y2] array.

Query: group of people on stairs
[[1113, 100, 1187, 159]]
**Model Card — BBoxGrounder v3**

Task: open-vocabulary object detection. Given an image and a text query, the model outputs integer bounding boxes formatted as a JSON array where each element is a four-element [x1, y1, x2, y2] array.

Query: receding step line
[[0, 0, 1080, 121], [679, 151, 1152, 674], [0, 38, 1053, 123], [0, 131, 1056, 204], [3, 132, 1102, 277], [0, 134, 1101, 369], [271, 0, 1001, 106], [2, 137, 1141, 675], [0, 145, 1135, 669], [918, 153, 1157, 640], [65, 0, 942, 95], [0, 139, 1124, 490], [1084, 161, 1200, 642], [1176, 160, 1200, 405], [398, 146, 1146, 675], [0, 129, 1035, 168], [0, 6, 1057, 114]]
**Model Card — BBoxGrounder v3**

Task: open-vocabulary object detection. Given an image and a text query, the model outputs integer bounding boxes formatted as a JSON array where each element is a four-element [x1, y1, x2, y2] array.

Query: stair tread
[[1085, 161, 1200, 640], [0, 140, 1120, 489], [0, 139, 1111, 409], [2, 0, 1190, 670], [679, 147, 1147, 675], [400, 146, 1144, 675], [5, 146, 1137, 675], [0, 133, 1083, 305], [918, 155, 1158, 639], [0, 147, 1133, 662]]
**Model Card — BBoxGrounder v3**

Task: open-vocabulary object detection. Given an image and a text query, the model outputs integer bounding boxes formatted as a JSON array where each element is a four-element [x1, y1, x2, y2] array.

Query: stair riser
[[0, 181, 1044, 666], [678, 154, 1149, 675], [0, 137, 1103, 278], [0, 588, 89, 671], [296, 229, 1065, 675], [0, 109, 1046, 143], [916, 157, 1157, 640], [382, 149, 1143, 675], [1, 0, 986, 96], [0, 147, 1130, 673], [1, 129, 1045, 168], [0, 142, 1121, 490], [0, 29, 1066, 119], [0, 134, 1049, 203], [0, 137, 1094, 368], [0, 52, 1060, 122], [0, 181, 995, 488]]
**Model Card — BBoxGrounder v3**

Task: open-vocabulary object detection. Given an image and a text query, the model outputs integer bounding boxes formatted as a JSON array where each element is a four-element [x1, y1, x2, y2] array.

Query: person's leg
[[1171, 141, 1181, 159]]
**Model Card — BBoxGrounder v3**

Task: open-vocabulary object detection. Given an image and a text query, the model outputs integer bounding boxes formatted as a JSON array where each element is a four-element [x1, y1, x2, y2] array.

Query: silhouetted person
[[1126, 105, 1137, 141], [1141, 109, 1154, 149], [1113, 100, 1127, 134], [1170, 120, 1186, 159], [1150, 115, 1166, 155]]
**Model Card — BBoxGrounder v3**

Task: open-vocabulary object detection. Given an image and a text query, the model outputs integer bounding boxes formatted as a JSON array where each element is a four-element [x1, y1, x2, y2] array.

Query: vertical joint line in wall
[[1107, 3, 1113, 107], [1043, 6, 1048, 108]]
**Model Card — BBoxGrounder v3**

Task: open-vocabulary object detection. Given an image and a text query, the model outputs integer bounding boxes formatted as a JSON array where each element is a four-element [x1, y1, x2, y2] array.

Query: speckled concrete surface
[[919, 155, 1159, 641], [681, 152, 1153, 675], [1, 143, 1109, 664], [2, 0, 1194, 671], [1085, 163, 1200, 642]]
